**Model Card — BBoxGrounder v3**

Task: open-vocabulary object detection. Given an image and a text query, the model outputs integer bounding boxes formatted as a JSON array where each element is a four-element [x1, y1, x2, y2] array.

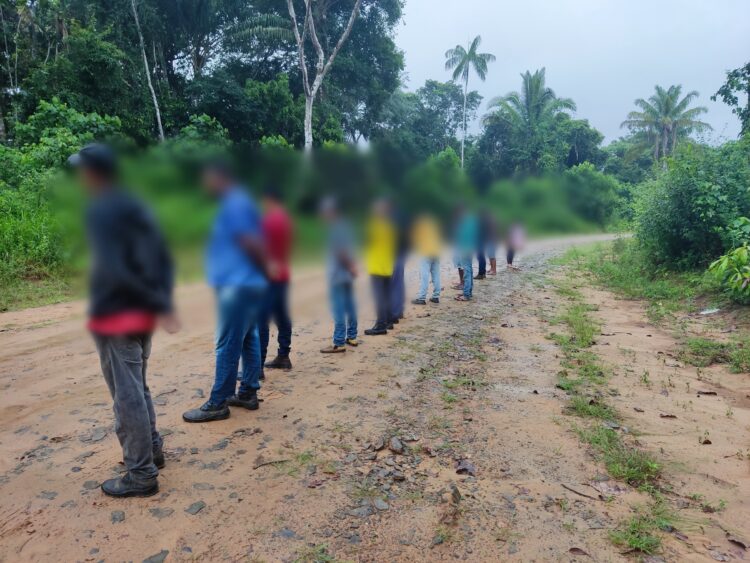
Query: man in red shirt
[[259, 187, 293, 373]]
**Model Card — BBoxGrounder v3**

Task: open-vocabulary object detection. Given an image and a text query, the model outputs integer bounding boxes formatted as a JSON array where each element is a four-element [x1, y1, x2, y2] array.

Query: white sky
[[395, 0, 750, 143]]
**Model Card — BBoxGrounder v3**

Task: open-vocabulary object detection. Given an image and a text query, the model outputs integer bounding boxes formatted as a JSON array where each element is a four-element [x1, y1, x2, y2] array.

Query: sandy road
[[3, 232, 745, 563]]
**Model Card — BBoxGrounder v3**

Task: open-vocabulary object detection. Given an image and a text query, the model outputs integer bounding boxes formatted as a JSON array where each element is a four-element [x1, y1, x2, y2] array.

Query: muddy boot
[[265, 355, 292, 371], [345, 338, 359, 347], [226, 390, 259, 411], [101, 472, 158, 498], [411, 298, 426, 305], [321, 344, 346, 353], [182, 401, 230, 423]]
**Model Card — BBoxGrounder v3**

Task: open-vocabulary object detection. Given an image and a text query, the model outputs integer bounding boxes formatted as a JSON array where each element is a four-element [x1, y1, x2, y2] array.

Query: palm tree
[[621, 85, 712, 160], [484, 68, 576, 137], [445, 35, 495, 167], [483, 68, 576, 173]]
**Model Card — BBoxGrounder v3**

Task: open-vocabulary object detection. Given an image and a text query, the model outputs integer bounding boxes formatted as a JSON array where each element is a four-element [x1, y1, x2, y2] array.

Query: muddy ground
[[0, 234, 747, 562]]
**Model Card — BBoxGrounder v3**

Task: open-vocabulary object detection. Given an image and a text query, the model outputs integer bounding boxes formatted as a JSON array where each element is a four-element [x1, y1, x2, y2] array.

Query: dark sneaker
[[182, 401, 230, 423], [391, 318, 400, 324], [411, 298, 427, 305], [346, 338, 359, 347], [364, 326, 387, 336], [226, 391, 259, 411], [321, 345, 346, 353], [265, 355, 292, 370], [430, 297, 440, 304], [101, 473, 158, 498], [387, 323, 394, 330], [474, 274, 485, 280]]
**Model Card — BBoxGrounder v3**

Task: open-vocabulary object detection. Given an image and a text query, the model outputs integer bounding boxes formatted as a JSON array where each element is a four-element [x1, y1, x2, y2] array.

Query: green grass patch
[[578, 426, 661, 488], [678, 337, 730, 367], [609, 501, 674, 555], [568, 396, 618, 420], [561, 240, 721, 323], [730, 341, 750, 373]]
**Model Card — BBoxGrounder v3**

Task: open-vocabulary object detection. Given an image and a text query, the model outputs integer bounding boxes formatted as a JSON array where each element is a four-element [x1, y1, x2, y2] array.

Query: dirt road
[[1, 234, 747, 562]]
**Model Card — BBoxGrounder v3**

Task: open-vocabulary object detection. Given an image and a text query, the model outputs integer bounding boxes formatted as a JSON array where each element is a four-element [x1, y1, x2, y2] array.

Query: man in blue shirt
[[183, 161, 269, 423]]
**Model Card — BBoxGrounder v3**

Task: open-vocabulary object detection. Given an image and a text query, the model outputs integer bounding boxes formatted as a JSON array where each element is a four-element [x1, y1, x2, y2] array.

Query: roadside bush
[[709, 217, 750, 303], [635, 138, 750, 269], [562, 162, 620, 227]]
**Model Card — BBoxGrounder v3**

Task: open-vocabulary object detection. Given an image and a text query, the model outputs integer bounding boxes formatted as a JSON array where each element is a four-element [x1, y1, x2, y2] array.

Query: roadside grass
[[577, 426, 661, 488], [547, 270, 674, 554], [559, 239, 721, 323], [609, 501, 674, 555], [678, 337, 730, 367], [568, 396, 618, 420], [678, 337, 750, 373]]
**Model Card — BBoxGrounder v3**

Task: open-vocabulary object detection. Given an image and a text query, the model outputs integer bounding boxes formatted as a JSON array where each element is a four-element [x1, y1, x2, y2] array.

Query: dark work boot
[[226, 390, 259, 411], [153, 446, 165, 470], [411, 298, 426, 305], [364, 325, 387, 336], [265, 355, 292, 371], [101, 472, 158, 498], [182, 401, 230, 423]]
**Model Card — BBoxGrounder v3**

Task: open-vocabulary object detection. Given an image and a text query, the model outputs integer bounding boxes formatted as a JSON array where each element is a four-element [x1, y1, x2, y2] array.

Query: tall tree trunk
[[0, 103, 6, 142], [461, 74, 468, 168], [304, 95, 314, 152], [130, 0, 164, 142], [288, 0, 362, 152]]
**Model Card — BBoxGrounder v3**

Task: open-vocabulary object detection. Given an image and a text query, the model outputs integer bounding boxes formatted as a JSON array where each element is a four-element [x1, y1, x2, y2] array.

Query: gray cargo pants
[[93, 333, 161, 483]]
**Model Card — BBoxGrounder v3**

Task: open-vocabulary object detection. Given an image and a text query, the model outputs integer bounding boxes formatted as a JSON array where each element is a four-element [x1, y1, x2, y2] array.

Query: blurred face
[[372, 199, 389, 217], [77, 167, 110, 195], [201, 168, 230, 197]]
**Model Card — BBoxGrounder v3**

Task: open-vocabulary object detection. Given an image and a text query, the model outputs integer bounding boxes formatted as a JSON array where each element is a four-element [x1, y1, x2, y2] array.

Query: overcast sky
[[395, 0, 750, 143]]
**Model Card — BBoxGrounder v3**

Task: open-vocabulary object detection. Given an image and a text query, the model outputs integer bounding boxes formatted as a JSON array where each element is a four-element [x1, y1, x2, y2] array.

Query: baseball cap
[[67, 143, 117, 176]]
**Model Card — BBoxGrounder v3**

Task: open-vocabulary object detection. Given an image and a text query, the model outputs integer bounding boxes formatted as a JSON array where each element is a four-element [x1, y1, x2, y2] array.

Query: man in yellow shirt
[[364, 199, 396, 335], [411, 213, 442, 305]]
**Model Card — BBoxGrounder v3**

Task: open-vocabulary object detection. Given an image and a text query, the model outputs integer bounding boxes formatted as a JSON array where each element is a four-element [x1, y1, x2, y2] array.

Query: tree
[[483, 68, 577, 174], [712, 62, 750, 136], [444, 35, 495, 167], [131, 0, 164, 141], [621, 84, 711, 161], [287, 0, 363, 151]]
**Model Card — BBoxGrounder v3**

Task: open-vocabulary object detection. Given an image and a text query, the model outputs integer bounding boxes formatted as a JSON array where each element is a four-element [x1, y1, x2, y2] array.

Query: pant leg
[[330, 283, 347, 346], [210, 286, 252, 406], [371, 275, 389, 329], [462, 255, 473, 298], [258, 286, 272, 367], [430, 258, 441, 299], [477, 245, 486, 276], [390, 255, 406, 320], [486, 243, 496, 260], [94, 333, 158, 483], [344, 282, 358, 340], [275, 281, 292, 357], [139, 335, 162, 451], [238, 323, 262, 396], [507, 248, 515, 265], [416, 257, 430, 300]]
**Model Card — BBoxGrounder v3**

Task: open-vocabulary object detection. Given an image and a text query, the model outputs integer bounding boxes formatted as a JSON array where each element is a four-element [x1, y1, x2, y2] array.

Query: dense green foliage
[[1, 1, 747, 311], [634, 138, 750, 269]]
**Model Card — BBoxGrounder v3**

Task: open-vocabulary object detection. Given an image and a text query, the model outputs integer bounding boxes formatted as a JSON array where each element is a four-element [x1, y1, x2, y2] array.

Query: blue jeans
[[330, 282, 357, 346], [417, 257, 441, 300], [390, 254, 406, 320], [259, 281, 292, 365], [460, 254, 473, 298], [209, 286, 264, 405]]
